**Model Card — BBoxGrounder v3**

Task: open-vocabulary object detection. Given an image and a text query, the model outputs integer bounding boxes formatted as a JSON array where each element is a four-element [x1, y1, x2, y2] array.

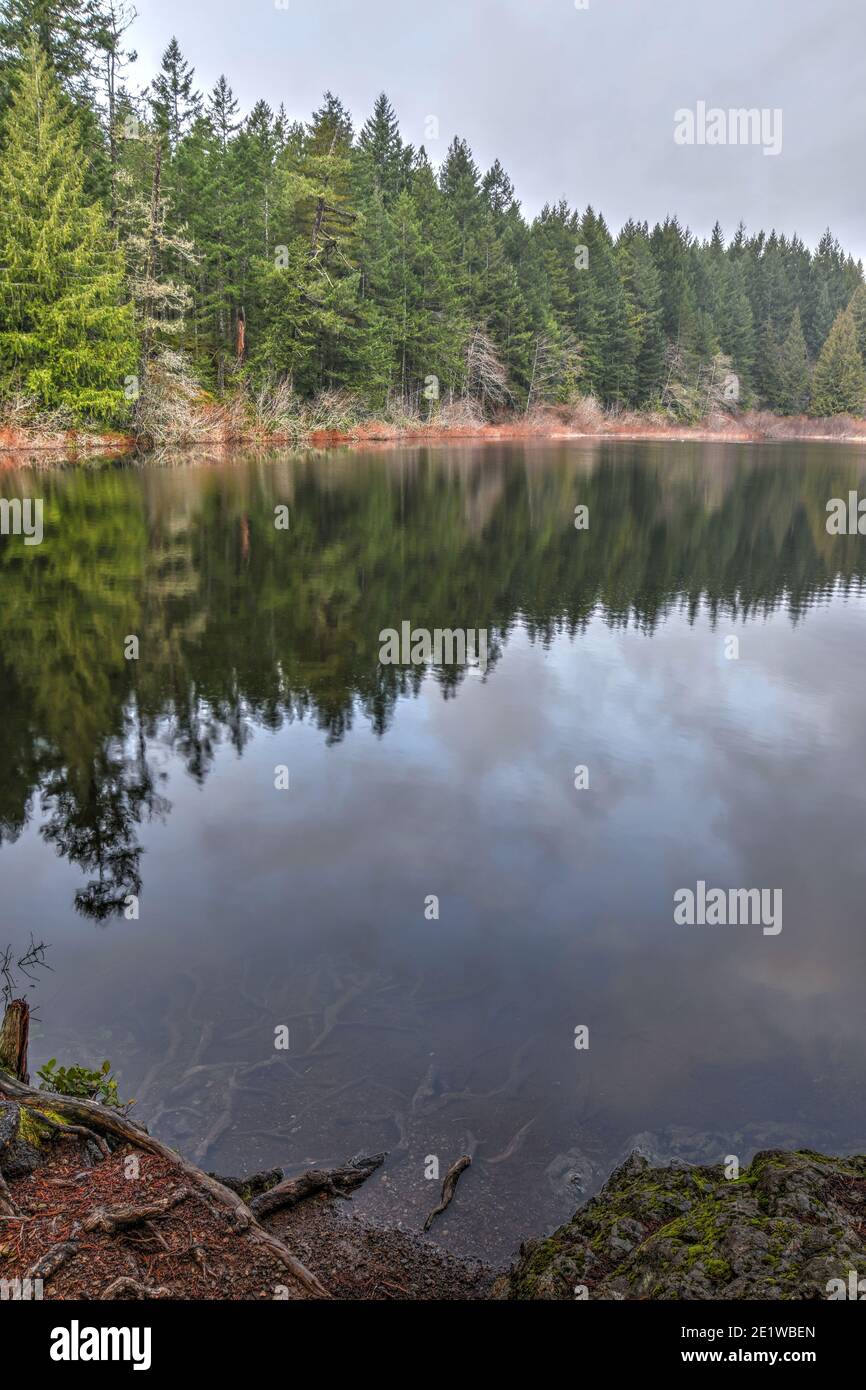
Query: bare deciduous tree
[[463, 326, 511, 414]]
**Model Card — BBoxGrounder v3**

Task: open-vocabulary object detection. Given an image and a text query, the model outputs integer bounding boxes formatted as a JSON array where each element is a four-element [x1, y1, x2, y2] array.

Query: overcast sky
[[128, 0, 865, 260]]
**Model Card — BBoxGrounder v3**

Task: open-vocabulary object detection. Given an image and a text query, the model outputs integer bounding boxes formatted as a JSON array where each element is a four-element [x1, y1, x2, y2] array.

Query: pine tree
[[774, 308, 811, 414], [149, 37, 201, 151], [715, 258, 755, 387], [617, 224, 665, 402], [0, 0, 99, 108], [98, 0, 137, 225], [194, 75, 242, 388], [356, 92, 410, 204], [810, 308, 866, 416], [847, 283, 866, 363], [0, 0, 116, 197], [0, 44, 135, 421], [439, 136, 481, 263], [481, 159, 516, 216]]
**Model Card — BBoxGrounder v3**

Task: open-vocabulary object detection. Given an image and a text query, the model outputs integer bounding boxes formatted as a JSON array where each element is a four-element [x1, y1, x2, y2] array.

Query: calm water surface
[[2, 439, 866, 1262]]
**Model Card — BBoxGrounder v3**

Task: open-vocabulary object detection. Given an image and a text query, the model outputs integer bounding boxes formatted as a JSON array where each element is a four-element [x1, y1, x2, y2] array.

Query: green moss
[[509, 1236, 567, 1299], [17, 1105, 69, 1146]]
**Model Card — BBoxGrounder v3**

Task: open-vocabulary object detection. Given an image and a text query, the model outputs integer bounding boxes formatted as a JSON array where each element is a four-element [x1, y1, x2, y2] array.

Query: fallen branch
[[211, 1166, 282, 1198], [423, 1155, 471, 1233], [250, 1152, 386, 1219]]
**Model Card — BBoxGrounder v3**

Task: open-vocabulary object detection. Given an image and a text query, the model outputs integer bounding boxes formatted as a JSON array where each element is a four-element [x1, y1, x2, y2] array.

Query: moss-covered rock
[[0, 1100, 43, 1178], [501, 1149, 866, 1300]]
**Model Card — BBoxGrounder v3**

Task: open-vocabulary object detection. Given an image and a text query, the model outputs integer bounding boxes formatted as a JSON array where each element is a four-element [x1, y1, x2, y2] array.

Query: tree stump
[[0, 999, 30, 1083]]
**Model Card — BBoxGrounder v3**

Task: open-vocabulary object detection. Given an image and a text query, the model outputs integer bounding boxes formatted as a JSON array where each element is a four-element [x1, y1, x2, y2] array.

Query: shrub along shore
[[3, 398, 866, 469]]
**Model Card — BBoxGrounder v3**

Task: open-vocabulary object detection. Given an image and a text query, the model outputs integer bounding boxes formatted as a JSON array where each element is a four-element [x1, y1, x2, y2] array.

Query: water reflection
[[1, 439, 865, 1259]]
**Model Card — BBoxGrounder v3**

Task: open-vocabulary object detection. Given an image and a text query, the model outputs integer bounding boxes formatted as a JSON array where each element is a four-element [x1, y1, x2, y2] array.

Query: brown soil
[[2, 1138, 496, 1301], [271, 1197, 496, 1300]]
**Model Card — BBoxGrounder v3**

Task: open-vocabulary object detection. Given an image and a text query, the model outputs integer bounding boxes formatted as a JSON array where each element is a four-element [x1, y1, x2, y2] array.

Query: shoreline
[[3, 1072, 863, 1300], [2, 414, 866, 466], [2, 1010, 863, 1301]]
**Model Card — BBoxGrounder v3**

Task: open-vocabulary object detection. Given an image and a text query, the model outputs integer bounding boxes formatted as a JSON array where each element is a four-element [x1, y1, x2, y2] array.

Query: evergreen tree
[[847, 283, 866, 363], [715, 257, 755, 387], [149, 37, 201, 151], [774, 308, 811, 414], [0, 0, 99, 108], [481, 159, 516, 215], [356, 92, 410, 204], [1, 34, 864, 429], [617, 223, 665, 402], [0, 44, 135, 420], [810, 308, 866, 416], [189, 75, 242, 388]]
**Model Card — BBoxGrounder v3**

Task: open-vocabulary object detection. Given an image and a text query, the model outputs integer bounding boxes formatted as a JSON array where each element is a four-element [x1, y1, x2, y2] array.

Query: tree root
[[0, 1174, 19, 1216], [0, 1071, 330, 1298], [307, 973, 374, 1053], [102, 1276, 172, 1299], [27, 1107, 111, 1158], [82, 1186, 193, 1235], [26, 1238, 80, 1281], [250, 1152, 386, 1219], [423, 1155, 471, 1233], [486, 1116, 537, 1166]]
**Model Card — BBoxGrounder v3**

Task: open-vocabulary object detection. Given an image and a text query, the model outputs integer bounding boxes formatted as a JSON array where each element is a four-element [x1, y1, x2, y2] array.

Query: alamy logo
[[674, 102, 782, 156], [379, 621, 488, 672], [826, 1270, 866, 1299], [50, 1320, 152, 1371], [826, 493, 866, 534], [674, 881, 782, 935], [0, 497, 43, 545]]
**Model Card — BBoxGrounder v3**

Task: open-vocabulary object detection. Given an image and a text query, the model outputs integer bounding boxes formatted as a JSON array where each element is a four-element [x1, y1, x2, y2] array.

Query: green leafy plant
[[36, 1057, 132, 1110]]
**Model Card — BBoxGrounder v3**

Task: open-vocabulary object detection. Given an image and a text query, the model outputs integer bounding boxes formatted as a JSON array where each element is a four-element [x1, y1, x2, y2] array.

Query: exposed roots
[[82, 1187, 194, 1235], [0, 1070, 330, 1298], [102, 1276, 172, 1299]]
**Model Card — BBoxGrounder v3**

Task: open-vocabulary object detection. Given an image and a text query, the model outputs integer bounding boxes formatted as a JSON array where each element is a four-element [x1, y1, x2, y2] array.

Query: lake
[[2, 437, 866, 1263]]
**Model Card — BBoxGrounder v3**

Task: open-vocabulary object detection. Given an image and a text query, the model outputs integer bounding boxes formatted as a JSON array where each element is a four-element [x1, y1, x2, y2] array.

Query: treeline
[[1, 2, 866, 430]]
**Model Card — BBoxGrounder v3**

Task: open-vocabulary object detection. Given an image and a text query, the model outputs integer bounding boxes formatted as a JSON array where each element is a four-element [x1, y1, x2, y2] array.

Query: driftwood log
[[249, 1152, 386, 1219], [423, 1155, 472, 1232]]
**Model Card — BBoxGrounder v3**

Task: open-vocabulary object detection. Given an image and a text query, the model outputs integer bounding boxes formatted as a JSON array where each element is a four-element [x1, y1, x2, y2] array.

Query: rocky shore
[[2, 1082, 863, 1301], [500, 1147, 866, 1300]]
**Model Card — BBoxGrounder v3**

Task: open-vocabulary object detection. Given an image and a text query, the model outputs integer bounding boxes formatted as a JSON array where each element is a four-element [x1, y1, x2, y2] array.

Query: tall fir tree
[[810, 308, 866, 416], [774, 308, 811, 414], [356, 92, 411, 205], [0, 43, 135, 420], [149, 36, 201, 151], [847, 283, 866, 364]]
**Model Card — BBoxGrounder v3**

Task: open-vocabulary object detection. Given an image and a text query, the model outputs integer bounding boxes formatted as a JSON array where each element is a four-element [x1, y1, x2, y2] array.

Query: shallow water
[[2, 438, 866, 1262]]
